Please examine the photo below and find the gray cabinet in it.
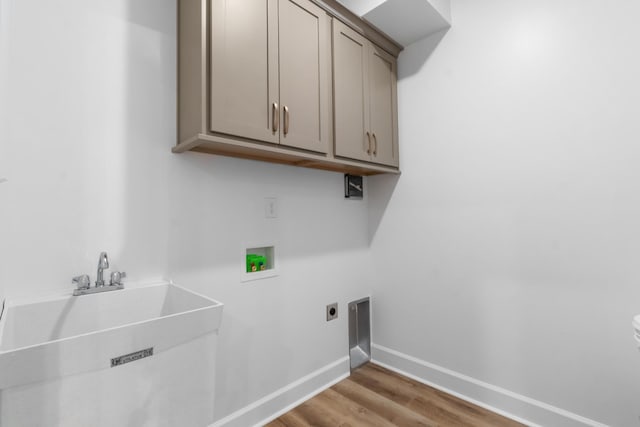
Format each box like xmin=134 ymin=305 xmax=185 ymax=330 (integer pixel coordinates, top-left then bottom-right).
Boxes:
xmin=333 ymin=21 xmax=369 ymax=163
xmin=368 ymin=45 xmax=398 ymax=167
xmin=177 ymin=0 xmax=402 ymax=175
xmin=209 ymin=0 xmax=277 ymax=144
xmin=333 ymin=20 xmax=398 ymax=167
xmin=210 ymin=0 xmax=330 ymax=154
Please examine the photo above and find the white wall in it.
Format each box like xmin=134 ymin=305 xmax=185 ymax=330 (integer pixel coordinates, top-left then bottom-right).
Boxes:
xmin=5 ymin=0 xmax=640 ymax=425
xmin=370 ymin=0 xmax=640 ymax=425
xmin=0 ymin=0 xmax=373 ymax=422
xmin=0 ymin=0 xmax=10 ymax=307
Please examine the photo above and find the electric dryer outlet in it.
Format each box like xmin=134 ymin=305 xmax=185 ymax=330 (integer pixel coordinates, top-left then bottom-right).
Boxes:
xmin=326 ymin=303 xmax=338 ymax=321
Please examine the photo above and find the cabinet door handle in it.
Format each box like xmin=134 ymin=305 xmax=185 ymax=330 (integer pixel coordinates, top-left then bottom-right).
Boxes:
xmin=272 ymin=102 xmax=279 ymax=132
xmin=372 ymin=133 xmax=377 ymax=156
xmin=283 ymin=105 xmax=290 ymax=135
xmin=366 ymin=131 xmax=371 ymax=155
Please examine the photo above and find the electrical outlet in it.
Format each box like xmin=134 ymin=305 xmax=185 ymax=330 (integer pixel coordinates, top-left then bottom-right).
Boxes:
xmin=264 ymin=197 xmax=277 ymax=218
xmin=326 ymin=303 xmax=338 ymax=321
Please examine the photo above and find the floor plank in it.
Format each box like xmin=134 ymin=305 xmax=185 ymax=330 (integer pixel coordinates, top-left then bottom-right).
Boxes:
xmin=290 ymin=398 xmax=350 ymax=427
xmin=266 ymin=363 xmax=524 ymax=427
xmin=318 ymin=388 xmax=396 ymax=427
xmin=355 ymin=365 xmax=487 ymax=426
xmin=333 ymin=379 xmax=436 ymax=427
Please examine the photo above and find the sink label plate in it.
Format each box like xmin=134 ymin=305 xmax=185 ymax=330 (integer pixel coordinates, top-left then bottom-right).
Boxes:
xmin=111 ymin=347 xmax=154 ymax=367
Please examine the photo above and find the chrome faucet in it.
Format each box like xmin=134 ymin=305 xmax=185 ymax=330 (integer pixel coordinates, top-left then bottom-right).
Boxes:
xmin=96 ymin=252 xmax=109 ymax=287
xmin=72 ymin=251 xmax=126 ymax=296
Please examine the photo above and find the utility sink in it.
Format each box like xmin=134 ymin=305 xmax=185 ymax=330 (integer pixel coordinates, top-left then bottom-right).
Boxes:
xmin=0 ymin=281 xmax=222 ymax=353
xmin=0 ymin=281 xmax=224 ymax=426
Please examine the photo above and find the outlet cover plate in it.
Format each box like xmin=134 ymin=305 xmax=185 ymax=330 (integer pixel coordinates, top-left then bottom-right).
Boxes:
xmin=326 ymin=303 xmax=338 ymax=321
xmin=264 ymin=197 xmax=278 ymax=218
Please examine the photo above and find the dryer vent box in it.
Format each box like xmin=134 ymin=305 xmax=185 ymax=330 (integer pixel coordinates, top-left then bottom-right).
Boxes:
xmin=348 ymin=297 xmax=371 ymax=371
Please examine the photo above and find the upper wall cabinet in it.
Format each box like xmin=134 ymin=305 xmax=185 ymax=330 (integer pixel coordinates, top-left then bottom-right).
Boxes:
xmin=210 ymin=0 xmax=330 ymax=153
xmin=333 ymin=20 xmax=398 ymax=167
xmin=176 ymin=0 xmax=403 ymax=175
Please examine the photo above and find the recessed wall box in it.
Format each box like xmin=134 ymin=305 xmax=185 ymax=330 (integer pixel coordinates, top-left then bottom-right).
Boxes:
xmin=345 ymin=174 xmax=363 ymax=199
xmin=348 ymin=297 xmax=371 ymax=370
xmin=242 ymin=244 xmax=278 ymax=282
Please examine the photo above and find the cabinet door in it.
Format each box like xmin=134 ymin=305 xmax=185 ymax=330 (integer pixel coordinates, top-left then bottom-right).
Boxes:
xmin=368 ymin=45 xmax=398 ymax=167
xmin=332 ymin=20 xmax=370 ymax=162
xmin=278 ymin=0 xmax=329 ymax=153
xmin=210 ymin=0 xmax=279 ymax=144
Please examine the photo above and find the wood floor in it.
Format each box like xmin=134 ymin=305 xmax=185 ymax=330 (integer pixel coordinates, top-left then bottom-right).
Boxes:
xmin=266 ymin=363 xmax=524 ymax=427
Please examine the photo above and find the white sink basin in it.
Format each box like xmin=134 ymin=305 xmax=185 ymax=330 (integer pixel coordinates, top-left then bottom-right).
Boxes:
xmin=633 ymin=314 xmax=640 ymax=344
xmin=0 ymin=280 xmax=223 ymax=426
xmin=0 ymin=281 xmax=222 ymax=352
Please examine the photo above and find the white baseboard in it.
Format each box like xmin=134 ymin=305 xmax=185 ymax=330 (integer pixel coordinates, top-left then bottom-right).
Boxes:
xmin=211 ymin=356 xmax=350 ymax=427
xmin=371 ymin=344 xmax=607 ymax=427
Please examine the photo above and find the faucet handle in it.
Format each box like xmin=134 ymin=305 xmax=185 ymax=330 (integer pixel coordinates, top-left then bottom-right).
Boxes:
xmin=72 ymin=275 xmax=91 ymax=290
xmin=110 ymin=271 xmax=126 ymax=286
